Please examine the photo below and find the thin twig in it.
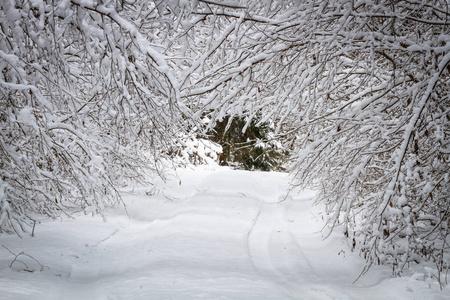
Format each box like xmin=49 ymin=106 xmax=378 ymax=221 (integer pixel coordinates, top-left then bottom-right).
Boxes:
xmin=2 ymin=245 xmax=48 ymax=272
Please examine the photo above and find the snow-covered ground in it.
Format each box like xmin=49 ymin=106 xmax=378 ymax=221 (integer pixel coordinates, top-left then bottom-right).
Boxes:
xmin=0 ymin=167 xmax=448 ymax=299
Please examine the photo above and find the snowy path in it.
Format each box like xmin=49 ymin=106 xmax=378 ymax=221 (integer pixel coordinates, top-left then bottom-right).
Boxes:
xmin=0 ymin=167 xmax=447 ymax=299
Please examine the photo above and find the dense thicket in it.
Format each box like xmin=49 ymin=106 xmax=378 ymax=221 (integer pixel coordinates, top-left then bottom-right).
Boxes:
xmin=0 ymin=0 xmax=192 ymax=235
xmin=1 ymin=0 xmax=449 ymax=284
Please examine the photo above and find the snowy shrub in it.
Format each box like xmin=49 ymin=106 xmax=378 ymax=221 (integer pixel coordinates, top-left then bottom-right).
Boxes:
xmin=170 ymin=136 xmax=222 ymax=166
xmin=281 ymin=1 xmax=450 ymax=283
xmin=0 ymin=0 xmax=193 ymax=235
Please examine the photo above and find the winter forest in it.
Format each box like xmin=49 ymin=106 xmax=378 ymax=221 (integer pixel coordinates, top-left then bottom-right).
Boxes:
xmin=1 ymin=0 xmax=449 ymax=298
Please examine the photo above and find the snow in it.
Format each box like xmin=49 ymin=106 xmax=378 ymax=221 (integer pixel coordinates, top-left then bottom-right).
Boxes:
xmin=0 ymin=167 xmax=448 ymax=299
xmin=16 ymin=107 xmax=37 ymax=129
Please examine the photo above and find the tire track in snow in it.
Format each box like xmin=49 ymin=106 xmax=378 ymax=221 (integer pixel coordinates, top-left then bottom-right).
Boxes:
xmin=247 ymin=199 xmax=314 ymax=298
xmin=247 ymin=201 xmax=294 ymax=298
xmin=247 ymin=197 xmax=349 ymax=299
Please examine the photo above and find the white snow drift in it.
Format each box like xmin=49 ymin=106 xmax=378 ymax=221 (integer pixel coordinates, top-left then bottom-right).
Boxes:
xmin=0 ymin=167 xmax=447 ymax=299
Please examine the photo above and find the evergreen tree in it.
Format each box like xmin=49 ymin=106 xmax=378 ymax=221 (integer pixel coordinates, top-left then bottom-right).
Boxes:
xmin=208 ymin=116 xmax=287 ymax=171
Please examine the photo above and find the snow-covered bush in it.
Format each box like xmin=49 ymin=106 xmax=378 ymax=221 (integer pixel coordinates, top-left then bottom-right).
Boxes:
xmin=170 ymin=136 xmax=222 ymax=166
xmin=0 ymin=0 xmax=192 ymax=235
